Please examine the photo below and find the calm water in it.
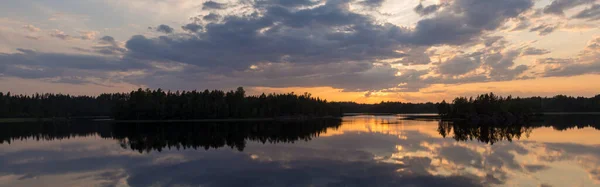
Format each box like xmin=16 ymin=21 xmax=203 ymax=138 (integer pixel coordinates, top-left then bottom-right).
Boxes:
xmin=1 ymin=115 xmax=600 ymax=187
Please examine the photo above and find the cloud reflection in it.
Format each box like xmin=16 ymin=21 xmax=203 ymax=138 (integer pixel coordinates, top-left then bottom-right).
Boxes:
xmin=0 ymin=115 xmax=600 ymax=186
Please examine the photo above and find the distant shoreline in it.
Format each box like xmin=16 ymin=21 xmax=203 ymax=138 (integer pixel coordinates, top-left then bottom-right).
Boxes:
xmin=2 ymin=112 xmax=600 ymax=123
xmin=0 ymin=116 xmax=341 ymax=123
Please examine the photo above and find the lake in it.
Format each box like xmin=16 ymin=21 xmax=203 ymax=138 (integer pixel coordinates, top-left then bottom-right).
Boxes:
xmin=1 ymin=115 xmax=599 ymax=187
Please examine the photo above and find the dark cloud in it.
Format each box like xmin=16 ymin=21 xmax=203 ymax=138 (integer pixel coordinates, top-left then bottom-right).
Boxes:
xmin=413 ymin=3 xmax=442 ymax=16
xmin=572 ymin=4 xmax=600 ymax=20
xmin=543 ymin=0 xmax=595 ymax=15
xmin=436 ymin=55 xmax=482 ymax=76
xmin=73 ymin=36 xmax=127 ymax=56
xmin=181 ymin=23 xmax=203 ymax=33
xmin=4 ymin=0 xmax=543 ymax=91
xmin=483 ymin=36 xmax=505 ymax=47
xmin=529 ymin=24 xmax=558 ymax=36
xmin=202 ymin=1 xmax=228 ymax=10
xmin=0 ymin=50 xmax=146 ymax=82
xmin=408 ymin=0 xmax=534 ymax=45
xmin=203 ymin=13 xmax=221 ymax=22
xmin=394 ymin=46 xmax=432 ymax=65
xmin=358 ymin=0 xmax=385 ymax=8
xmin=485 ymin=50 xmax=529 ymax=81
xmin=125 ymin=0 xmax=407 ymax=72
xmin=536 ymin=58 xmax=574 ymax=64
xmin=521 ymin=47 xmax=551 ymax=56
xmin=543 ymin=62 xmax=600 ymax=77
xmin=254 ymin=0 xmax=323 ymax=8
xmin=99 ymin=36 xmax=117 ymax=46
xmin=510 ymin=16 xmax=531 ymax=31
xmin=93 ymin=46 xmax=128 ymax=55
xmin=155 ymin=24 xmax=174 ymax=34
xmin=524 ymin=164 xmax=550 ymax=172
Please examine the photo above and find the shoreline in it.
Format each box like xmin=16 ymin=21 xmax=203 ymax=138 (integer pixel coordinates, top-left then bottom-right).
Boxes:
xmin=0 ymin=116 xmax=341 ymax=123
xmin=111 ymin=116 xmax=341 ymax=123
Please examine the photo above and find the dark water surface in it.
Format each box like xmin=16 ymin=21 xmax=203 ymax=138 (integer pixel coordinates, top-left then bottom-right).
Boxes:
xmin=1 ymin=115 xmax=600 ymax=187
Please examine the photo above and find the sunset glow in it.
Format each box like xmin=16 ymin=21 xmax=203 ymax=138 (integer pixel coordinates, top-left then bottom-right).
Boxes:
xmin=1 ymin=0 xmax=599 ymax=102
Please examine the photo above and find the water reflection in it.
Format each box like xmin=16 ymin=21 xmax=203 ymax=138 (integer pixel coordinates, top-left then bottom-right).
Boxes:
xmin=1 ymin=115 xmax=600 ymax=187
xmin=438 ymin=114 xmax=600 ymax=145
xmin=0 ymin=119 xmax=341 ymax=152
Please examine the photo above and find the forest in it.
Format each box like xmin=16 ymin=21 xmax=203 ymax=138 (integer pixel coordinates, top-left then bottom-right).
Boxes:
xmin=335 ymin=101 xmax=438 ymax=114
xmin=0 ymin=87 xmax=341 ymax=120
xmin=0 ymin=89 xmax=599 ymax=120
xmin=437 ymin=93 xmax=600 ymax=121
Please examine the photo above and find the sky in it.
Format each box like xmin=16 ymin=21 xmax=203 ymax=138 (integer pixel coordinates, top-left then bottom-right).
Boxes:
xmin=0 ymin=0 xmax=599 ymax=103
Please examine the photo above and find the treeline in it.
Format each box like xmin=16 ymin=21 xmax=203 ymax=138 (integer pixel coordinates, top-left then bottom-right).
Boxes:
xmin=437 ymin=93 xmax=600 ymax=120
xmin=0 ymin=87 xmax=341 ymax=120
xmin=0 ymin=92 xmax=113 ymax=118
xmin=111 ymin=88 xmax=341 ymax=120
xmin=1 ymin=90 xmax=599 ymax=120
xmin=335 ymin=101 xmax=438 ymax=114
xmin=437 ymin=93 xmax=535 ymax=121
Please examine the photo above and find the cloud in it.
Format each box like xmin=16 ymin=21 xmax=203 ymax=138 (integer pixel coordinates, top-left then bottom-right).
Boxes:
xmin=358 ymin=0 xmax=385 ymax=8
xmin=99 ymin=36 xmax=118 ymax=46
xmin=572 ymin=4 xmax=600 ymax=20
xmin=413 ymin=2 xmax=443 ymax=16
xmin=78 ymin=31 xmax=97 ymax=40
xmin=542 ymin=37 xmax=600 ymax=77
xmin=394 ymin=46 xmax=432 ymax=65
xmin=408 ymin=0 xmax=534 ymax=45
xmin=93 ymin=46 xmax=128 ymax=56
xmin=49 ymin=30 xmax=98 ymax=40
xmin=530 ymin=24 xmax=559 ymax=36
xmin=524 ymin=164 xmax=550 ymax=172
xmin=485 ymin=50 xmax=529 ymax=81
xmin=181 ymin=23 xmax=203 ymax=33
xmin=536 ymin=58 xmax=574 ymax=64
xmin=543 ymin=0 xmax=595 ymax=15
xmin=0 ymin=49 xmax=146 ymax=82
xmin=436 ymin=55 xmax=482 ymax=76
xmin=510 ymin=16 xmax=531 ymax=31
xmin=202 ymin=1 xmax=228 ymax=10
xmin=24 ymin=36 xmax=41 ymax=40
xmin=561 ymin=23 xmax=598 ymax=32
xmin=1 ymin=0 xmax=544 ymax=92
xmin=22 ymin=25 xmax=40 ymax=32
xmin=521 ymin=47 xmax=551 ymax=56
xmin=116 ymin=0 xmax=538 ymax=92
xmin=432 ymin=40 xmax=533 ymax=83
xmin=72 ymin=36 xmax=127 ymax=56
xmin=254 ymin=0 xmax=323 ymax=8
xmin=154 ymin=24 xmax=174 ymax=34
xmin=49 ymin=29 xmax=73 ymax=40
xmin=203 ymin=13 xmax=221 ymax=22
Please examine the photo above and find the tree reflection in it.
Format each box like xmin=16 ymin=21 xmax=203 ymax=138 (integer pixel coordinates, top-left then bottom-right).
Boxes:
xmin=0 ymin=119 xmax=341 ymax=153
xmin=438 ymin=120 xmax=533 ymax=145
xmin=438 ymin=114 xmax=600 ymax=144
